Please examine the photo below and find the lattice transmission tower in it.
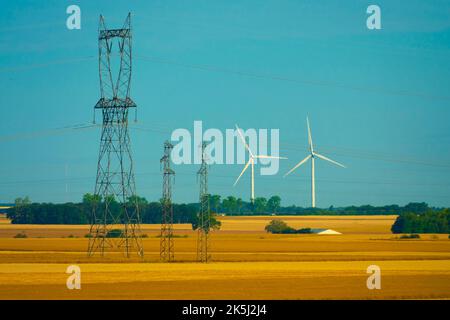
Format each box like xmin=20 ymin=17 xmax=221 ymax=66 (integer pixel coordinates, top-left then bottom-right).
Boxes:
xmin=197 ymin=142 xmax=211 ymax=262
xmin=87 ymin=13 xmax=144 ymax=258
xmin=160 ymin=141 xmax=175 ymax=262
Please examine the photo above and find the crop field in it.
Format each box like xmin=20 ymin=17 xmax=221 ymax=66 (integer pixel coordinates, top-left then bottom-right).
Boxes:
xmin=0 ymin=213 xmax=9 ymax=225
xmin=0 ymin=215 xmax=449 ymax=299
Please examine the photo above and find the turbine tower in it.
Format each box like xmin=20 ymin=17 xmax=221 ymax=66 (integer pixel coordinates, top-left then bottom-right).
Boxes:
xmin=234 ymin=124 xmax=286 ymax=203
xmin=284 ymin=117 xmax=345 ymax=208
xmin=88 ymin=13 xmax=143 ymax=257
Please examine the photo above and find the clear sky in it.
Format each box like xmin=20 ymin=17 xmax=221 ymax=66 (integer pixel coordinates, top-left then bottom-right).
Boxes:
xmin=1 ymin=0 xmax=450 ymax=207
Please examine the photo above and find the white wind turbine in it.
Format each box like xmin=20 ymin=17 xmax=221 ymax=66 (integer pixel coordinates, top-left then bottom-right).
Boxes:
xmin=234 ymin=124 xmax=286 ymax=203
xmin=284 ymin=117 xmax=346 ymax=208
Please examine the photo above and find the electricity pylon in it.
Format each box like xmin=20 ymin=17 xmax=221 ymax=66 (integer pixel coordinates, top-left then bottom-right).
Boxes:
xmin=160 ymin=141 xmax=175 ymax=262
xmin=197 ymin=142 xmax=211 ymax=262
xmin=87 ymin=13 xmax=144 ymax=258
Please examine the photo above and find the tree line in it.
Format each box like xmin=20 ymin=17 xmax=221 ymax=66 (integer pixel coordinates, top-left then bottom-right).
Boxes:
xmin=7 ymin=195 xmax=448 ymax=229
xmin=8 ymin=195 xmax=199 ymax=225
xmin=211 ymin=196 xmax=439 ymax=216
xmin=391 ymin=209 xmax=450 ymax=234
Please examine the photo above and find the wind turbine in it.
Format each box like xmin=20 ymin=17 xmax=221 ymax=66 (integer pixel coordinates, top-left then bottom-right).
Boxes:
xmin=234 ymin=124 xmax=286 ymax=203
xmin=284 ymin=117 xmax=346 ymax=208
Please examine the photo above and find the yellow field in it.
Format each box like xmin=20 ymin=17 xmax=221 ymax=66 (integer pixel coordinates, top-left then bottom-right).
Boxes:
xmin=0 ymin=215 xmax=449 ymax=299
xmin=219 ymin=215 xmax=398 ymax=234
xmin=0 ymin=213 xmax=9 ymax=225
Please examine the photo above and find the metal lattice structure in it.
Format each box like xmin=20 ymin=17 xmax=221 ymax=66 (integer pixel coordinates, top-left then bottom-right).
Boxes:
xmin=160 ymin=141 xmax=175 ymax=262
xmin=87 ymin=13 xmax=143 ymax=258
xmin=197 ymin=142 xmax=211 ymax=262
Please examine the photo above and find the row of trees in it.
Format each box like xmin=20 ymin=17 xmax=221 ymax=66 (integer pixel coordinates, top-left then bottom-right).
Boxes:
xmin=391 ymin=209 xmax=450 ymax=234
xmin=8 ymin=195 xmax=447 ymax=230
xmin=211 ymin=196 xmax=436 ymax=216
xmin=211 ymin=195 xmax=281 ymax=215
xmin=7 ymin=195 xmax=203 ymax=226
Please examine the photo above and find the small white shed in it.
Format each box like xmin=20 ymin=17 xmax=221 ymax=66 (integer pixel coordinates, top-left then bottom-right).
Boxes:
xmin=310 ymin=228 xmax=342 ymax=235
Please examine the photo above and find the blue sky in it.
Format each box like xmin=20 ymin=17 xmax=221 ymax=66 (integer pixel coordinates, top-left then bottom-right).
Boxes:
xmin=1 ymin=0 xmax=450 ymax=207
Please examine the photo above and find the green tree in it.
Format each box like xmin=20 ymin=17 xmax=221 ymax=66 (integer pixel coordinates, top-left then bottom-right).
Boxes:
xmin=210 ymin=194 xmax=221 ymax=213
xmin=9 ymin=196 xmax=32 ymax=224
xmin=391 ymin=214 xmax=406 ymax=233
xmin=191 ymin=212 xmax=222 ymax=232
xmin=236 ymin=198 xmax=243 ymax=215
xmin=82 ymin=193 xmax=101 ymax=206
xmin=127 ymin=195 xmax=148 ymax=207
xmin=403 ymin=202 xmax=429 ymax=214
xmin=82 ymin=193 xmax=101 ymax=223
xmin=267 ymin=196 xmax=281 ymax=214
xmin=209 ymin=212 xmax=222 ymax=230
xmin=102 ymin=195 xmax=121 ymax=222
xmin=392 ymin=209 xmax=449 ymax=234
xmin=222 ymin=196 xmax=237 ymax=214
xmin=15 ymin=196 xmax=31 ymax=207
xmin=254 ymin=197 xmax=267 ymax=213
xmin=264 ymin=219 xmax=295 ymax=234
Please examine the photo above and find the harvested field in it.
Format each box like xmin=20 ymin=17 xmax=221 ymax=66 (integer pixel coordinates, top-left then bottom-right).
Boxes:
xmin=0 ymin=215 xmax=449 ymax=299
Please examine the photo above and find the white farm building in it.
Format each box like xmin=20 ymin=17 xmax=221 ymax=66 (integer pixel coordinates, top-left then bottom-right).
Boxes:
xmin=310 ymin=228 xmax=342 ymax=235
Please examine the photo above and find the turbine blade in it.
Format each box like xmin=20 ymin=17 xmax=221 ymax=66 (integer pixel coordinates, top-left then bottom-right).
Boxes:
xmin=235 ymin=124 xmax=254 ymax=157
xmin=307 ymin=116 xmax=313 ymax=152
xmin=314 ymin=153 xmax=346 ymax=168
xmin=233 ymin=160 xmax=251 ymax=186
xmin=284 ymin=155 xmax=311 ymax=177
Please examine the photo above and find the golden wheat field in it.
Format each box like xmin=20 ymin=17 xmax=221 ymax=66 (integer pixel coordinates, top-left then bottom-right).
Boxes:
xmin=0 ymin=215 xmax=449 ymax=299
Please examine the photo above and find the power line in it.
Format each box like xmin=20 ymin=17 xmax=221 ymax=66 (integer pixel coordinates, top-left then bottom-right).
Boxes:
xmin=127 ymin=121 xmax=450 ymax=169
xmin=134 ymin=54 xmax=450 ymax=101
xmin=0 ymin=123 xmax=99 ymax=142
xmin=5 ymin=13 xmax=450 ymax=59
xmin=0 ymin=123 xmax=99 ymax=143
xmin=282 ymin=143 xmax=450 ymax=169
xmin=4 ymin=180 xmax=449 ymax=201
xmin=2 ymin=52 xmax=449 ymax=102
xmin=1 ymin=120 xmax=449 ymax=172
xmin=0 ymin=56 xmax=96 ymax=73
xmin=1 ymin=169 xmax=449 ymax=189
